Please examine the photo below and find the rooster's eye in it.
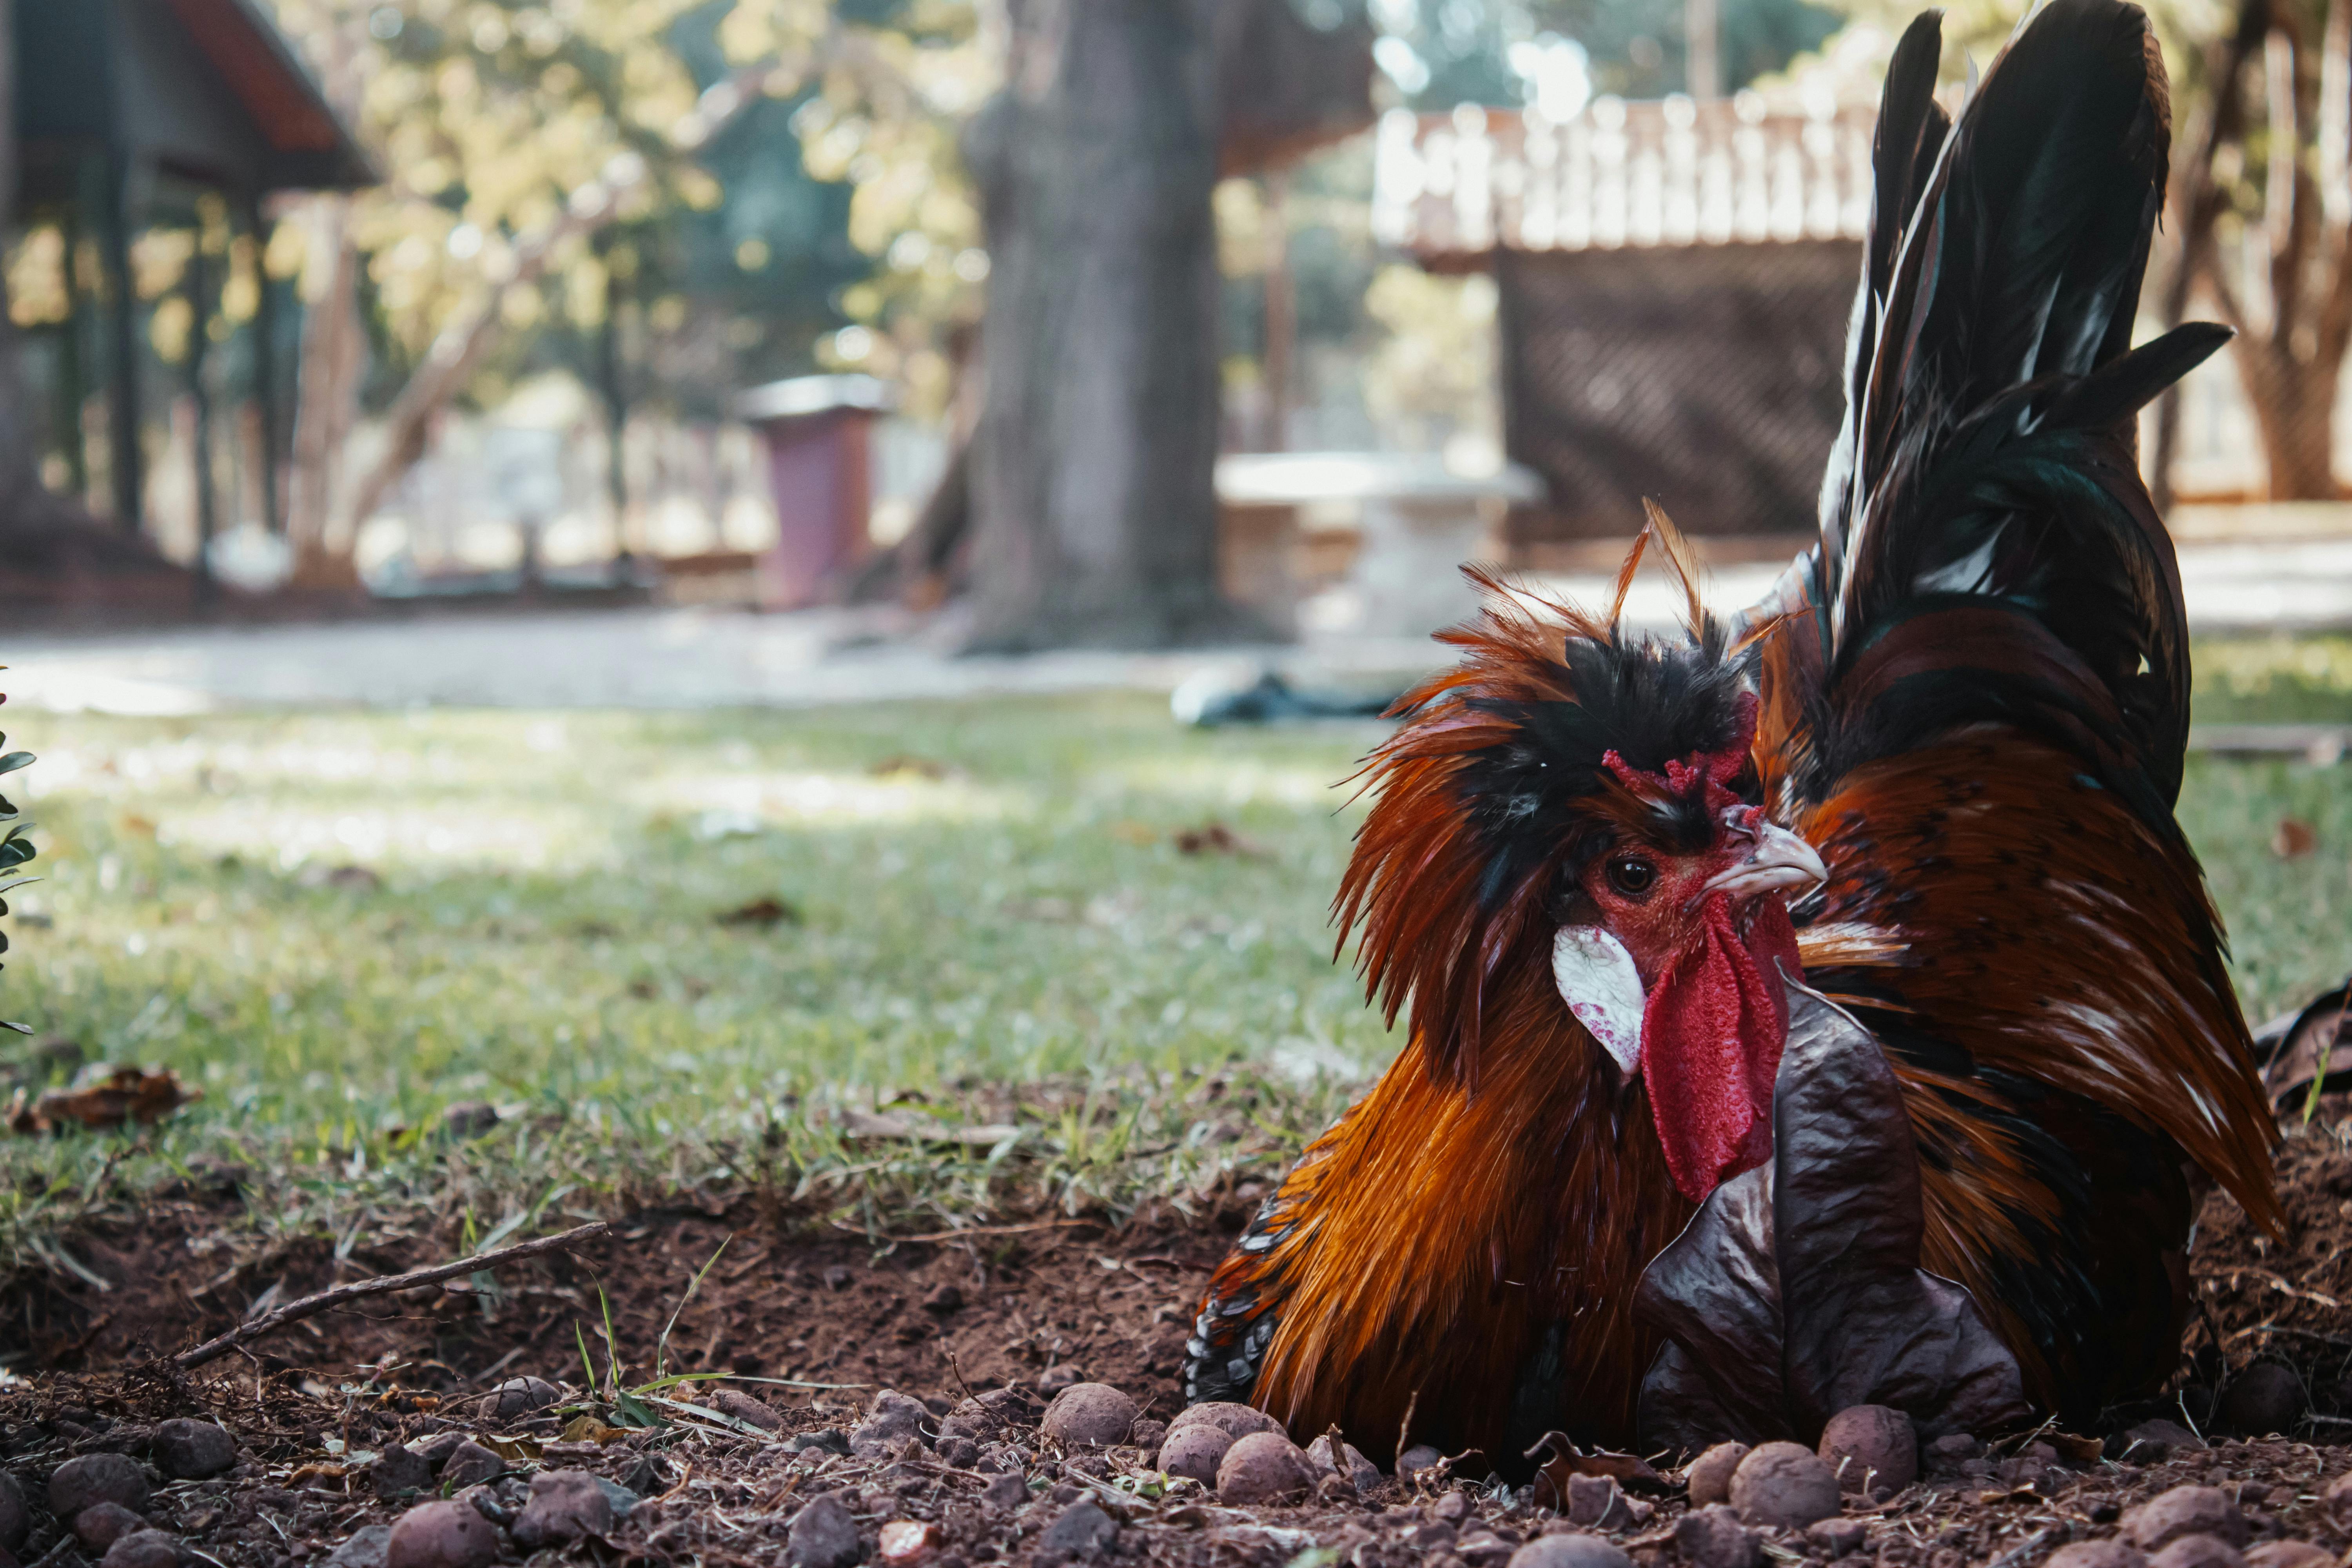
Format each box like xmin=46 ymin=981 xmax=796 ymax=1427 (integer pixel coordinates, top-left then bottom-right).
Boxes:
xmin=1604 ymin=856 xmax=1657 ymax=898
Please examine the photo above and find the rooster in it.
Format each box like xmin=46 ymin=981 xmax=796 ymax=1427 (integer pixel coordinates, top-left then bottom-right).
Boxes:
xmin=1186 ymin=0 xmax=2281 ymax=1463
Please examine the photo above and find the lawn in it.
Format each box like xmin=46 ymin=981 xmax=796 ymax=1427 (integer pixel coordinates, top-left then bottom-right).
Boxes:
xmin=5 ymin=637 xmax=2352 ymax=1275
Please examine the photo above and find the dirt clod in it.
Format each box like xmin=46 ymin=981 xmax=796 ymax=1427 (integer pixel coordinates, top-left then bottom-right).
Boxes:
xmin=1165 ymin=1401 xmax=1281 ymax=1442
xmin=1398 ymin=1443 xmax=1443 ymax=1478
xmin=2125 ymin=1486 xmax=2251 ymax=1552
xmin=325 ymin=1526 xmax=393 ymax=1568
xmin=2245 ymin=1543 xmax=2334 ymax=1568
xmin=369 ymin=1445 xmax=433 ymax=1501
xmin=2120 ymin=1421 xmax=2207 ymax=1462
xmin=440 ymin=1102 xmax=498 ymax=1138
xmin=1684 ymin=1441 xmax=1749 ymax=1507
xmin=982 ymin=1472 xmax=1029 ymax=1511
xmin=1040 ymin=1383 xmax=1136 ymax=1447
xmin=2218 ymin=1365 xmax=2306 ymax=1436
xmin=48 ymin=1452 xmax=149 ymax=1519
xmin=921 ymin=1284 xmax=963 ymax=1314
xmin=1728 ymin=1441 xmax=1840 ymax=1529
xmin=385 ymin=1501 xmax=498 ymax=1568
xmin=0 ymin=1471 xmax=24 ymax=1553
xmin=1305 ymin=1432 xmax=1381 ymax=1492
xmin=2151 ymin=1536 xmax=2251 ymax=1568
xmin=99 ymin=1530 xmax=183 ymax=1568
xmin=1512 ymin=1533 xmax=1633 ymax=1568
xmin=788 ymin=1493 xmax=862 ymax=1568
xmin=1675 ymin=1504 xmax=1763 ymax=1568
xmin=74 ymin=1501 xmax=146 ymax=1551
xmin=436 ymin=1441 xmax=504 ymax=1490
xmin=1818 ymin=1404 xmax=1916 ymax=1495
xmin=1036 ymin=1499 xmax=1117 ymax=1564
xmin=510 ymin=1470 xmax=614 ymax=1549
xmin=150 ymin=1418 xmax=236 ymax=1481
xmin=2048 ymin=1544 xmax=2149 ymax=1568
xmin=1156 ymin=1424 xmax=1230 ymax=1485
xmin=1216 ymin=1431 xmax=1316 ymax=1504
xmin=488 ymin=1377 xmax=561 ymax=1421
xmin=853 ymin=1390 xmax=931 ymax=1455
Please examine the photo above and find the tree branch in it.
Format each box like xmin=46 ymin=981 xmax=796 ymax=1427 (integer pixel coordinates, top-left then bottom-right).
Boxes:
xmin=173 ymin=1221 xmax=610 ymax=1370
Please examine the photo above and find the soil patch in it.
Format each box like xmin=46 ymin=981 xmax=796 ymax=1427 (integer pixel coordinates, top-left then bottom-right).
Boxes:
xmin=6 ymin=1120 xmax=2352 ymax=1567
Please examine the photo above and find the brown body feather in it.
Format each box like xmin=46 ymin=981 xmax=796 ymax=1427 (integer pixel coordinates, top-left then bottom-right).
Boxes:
xmin=1188 ymin=0 xmax=2279 ymax=1455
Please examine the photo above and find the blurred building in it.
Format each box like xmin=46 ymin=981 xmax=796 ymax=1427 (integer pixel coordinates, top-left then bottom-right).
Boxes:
xmin=1374 ymin=94 xmax=1873 ymax=561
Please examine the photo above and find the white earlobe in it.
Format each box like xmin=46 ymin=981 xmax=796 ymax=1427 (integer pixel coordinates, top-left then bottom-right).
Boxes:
xmin=1552 ymin=925 xmax=1646 ymax=1074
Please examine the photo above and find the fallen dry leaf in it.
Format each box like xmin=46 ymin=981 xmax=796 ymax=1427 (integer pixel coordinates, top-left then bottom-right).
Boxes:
xmin=559 ymin=1415 xmax=630 ymax=1445
xmin=1174 ymin=821 xmax=1269 ymax=859
xmin=2274 ymin=817 xmax=2319 ymax=859
xmin=7 ymin=1066 xmax=200 ymax=1135
xmin=717 ymin=895 xmax=802 ymax=928
xmin=1525 ymin=1431 xmax=1666 ymax=1511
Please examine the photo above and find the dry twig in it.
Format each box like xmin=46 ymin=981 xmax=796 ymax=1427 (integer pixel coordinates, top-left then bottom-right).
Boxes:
xmin=173 ymin=1222 xmax=610 ymax=1370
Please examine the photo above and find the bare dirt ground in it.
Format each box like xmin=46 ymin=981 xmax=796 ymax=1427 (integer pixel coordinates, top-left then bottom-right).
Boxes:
xmin=8 ymin=1118 xmax=2352 ymax=1568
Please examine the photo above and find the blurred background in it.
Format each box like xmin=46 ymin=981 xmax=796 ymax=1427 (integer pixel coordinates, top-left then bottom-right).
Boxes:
xmin=0 ymin=0 xmax=2336 ymax=673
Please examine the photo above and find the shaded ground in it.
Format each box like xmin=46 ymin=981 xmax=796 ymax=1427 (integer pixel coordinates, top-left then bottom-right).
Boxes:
xmin=5 ymin=1118 xmax=2352 ymax=1567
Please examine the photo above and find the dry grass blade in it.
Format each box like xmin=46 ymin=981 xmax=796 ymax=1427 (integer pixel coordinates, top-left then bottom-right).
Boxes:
xmin=171 ymin=1220 xmax=611 ymax=1369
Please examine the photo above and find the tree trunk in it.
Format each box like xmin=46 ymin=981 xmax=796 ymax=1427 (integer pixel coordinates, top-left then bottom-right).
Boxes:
xmin=2239 ymin=342 xmax=2345 ymax=497
xmin=962 ymin=0 xmax=1242 ymax=651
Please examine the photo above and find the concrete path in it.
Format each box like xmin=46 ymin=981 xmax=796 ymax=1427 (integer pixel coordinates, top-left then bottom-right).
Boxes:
xmin=3 ymin=538 xmax=2345 ymax=714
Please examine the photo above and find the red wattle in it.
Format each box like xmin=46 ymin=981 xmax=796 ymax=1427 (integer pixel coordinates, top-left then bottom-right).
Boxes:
xmin=1640 ymin=892 xmax=1800 ymax=1203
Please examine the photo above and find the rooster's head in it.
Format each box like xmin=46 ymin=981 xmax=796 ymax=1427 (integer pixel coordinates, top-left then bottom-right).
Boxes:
xmin=1337 ymin=517 xmax=1825 ymax=1203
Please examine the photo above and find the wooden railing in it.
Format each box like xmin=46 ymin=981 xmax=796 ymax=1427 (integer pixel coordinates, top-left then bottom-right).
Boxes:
xmin=1372 ymin=96 xmax=1880 ymax=259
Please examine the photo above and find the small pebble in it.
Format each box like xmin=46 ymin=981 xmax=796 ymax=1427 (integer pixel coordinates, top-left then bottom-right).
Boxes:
xmin=1041 ymin=1384 xmax=1138 ymax=1448
xmin=937 ymin=1436 xmax=979 ymax=1468
xmin=1037 ymin=1499 xmax=1118 ymax=1563
xmin=1167 ymin=1402 xmax=1284 ymax=1441
xmin=1685 ymin=1442 xmax=1750 ymax=1508
xmin=879 ymin=1520 xmax=943 ymax=1563
xmin=1435 ymin=1491 xmax=1473 ymax=1524
xmin=982 ymin=1472 xmax=1029 ymax=1511
xmin=74 ymin=1503 xmax=146 ymax=1552
xmin=436 ymin=1441 xmax=504 ymax=1491
xmin=2125 ymin=1486 xmax=2250 ymax=1552
xmin=1676 ymin=1504 xmax=1762 ymax=1568
xmin=1818 ymin=1406 xmax=1916 ymax=1495
xmin=796 ymin=1429 xmax=853 ymax=1456
xmin=150 ymin=1419 xmax=237 ymax=1481
xmin=707 ymin=1390 xmax=783 ymax=1431
xmin=1218 ymin=1431 xmax=1318 ymax=1504
xmin=385 ymin=1501 xmax=498 ymax=1568
xmin=1510 ymin=1535 xmax=1634 ymax=1568
xmin=1158 ymin=1425 xmax=1234 ymax=1486
xmin=2047 ymin=1545 xmax=2148 ymax=1568
xmin=1565 ymin=1474 xmax=1641 ymax=1530
xmin=99 ymin=1532 xmax=183 ymax=1568
xmin=921 ymin=1283 xmax=964 ymax=1314
xmin=510 ymin=1471 xmax=614 ymax=1550
xmin=2218 ymin=1367 xmax=2305 ymax=1437
xmin=2117 ymin=1421 xmax=2207 ymax=1463
xmin=1729 ymin=1441 xmax=1841 ymax=1530
xmin=489 ymin=1378 xmax=561 ymax=1421
xmin=50 ymin=1454 xmax=150 ymax=1520
xmin=325 ymin=1526 xmax=392 ymax=1568
xmin=787 ymin=1493 xmax=862 ymax=1568
xmin=2151 ymin=1538 xmax=2249 ymax=1568
xmin=1316 ymin=1472 xmax=1358 ymax=1504
xmin=1398 ymin=1443 xmax=1445 ymax=1478
xmin=1457 ymin=1530 xmax=1514 ymax=1567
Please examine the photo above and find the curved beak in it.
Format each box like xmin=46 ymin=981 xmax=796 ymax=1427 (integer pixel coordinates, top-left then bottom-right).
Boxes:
xmin=1700 ymin=821 xmax=1827 ymax=903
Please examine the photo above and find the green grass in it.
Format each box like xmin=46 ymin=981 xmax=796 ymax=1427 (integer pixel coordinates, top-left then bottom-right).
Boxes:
xmin=4 ymin=638 xmax=2352 ymax=1276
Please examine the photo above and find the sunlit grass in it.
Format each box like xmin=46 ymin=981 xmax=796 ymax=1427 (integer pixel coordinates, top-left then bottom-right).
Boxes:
xmin=3 ymin=652 xmax=2352 ymax=1274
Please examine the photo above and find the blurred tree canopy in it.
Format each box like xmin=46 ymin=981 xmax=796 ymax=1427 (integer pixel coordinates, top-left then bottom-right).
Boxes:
xmin=1364 ymin=0 xmax=1842 ymax=105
